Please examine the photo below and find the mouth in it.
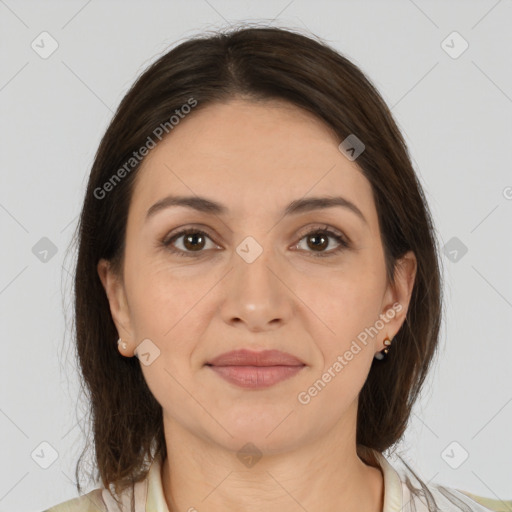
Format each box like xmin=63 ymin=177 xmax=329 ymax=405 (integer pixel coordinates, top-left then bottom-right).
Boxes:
xmin=205 ymin=349 xmax=306 ymax=389
xmin=206 ymin=364 xmax=305 ymax=389
xmin=206 ymin=348 xmax=305 ymax=367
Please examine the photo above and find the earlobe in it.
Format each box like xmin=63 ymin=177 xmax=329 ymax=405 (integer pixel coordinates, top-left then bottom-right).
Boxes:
xmin=97 ymin=258 xmax=135 ymax=356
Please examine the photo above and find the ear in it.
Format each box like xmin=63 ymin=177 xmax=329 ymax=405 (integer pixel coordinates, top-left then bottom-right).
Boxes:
xmin=377 ymin=250 xmax=417 ymax=352
xmin=97 ymin=258 xmax=135 ymax=357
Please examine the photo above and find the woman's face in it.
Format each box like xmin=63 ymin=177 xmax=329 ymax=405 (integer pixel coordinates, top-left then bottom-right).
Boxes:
xmin=98 ymin=98 xmax=416 ymax=454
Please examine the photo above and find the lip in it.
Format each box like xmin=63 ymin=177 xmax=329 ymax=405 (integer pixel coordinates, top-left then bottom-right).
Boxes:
xmin=206 ymin=349 xmax=305 ymax=367
xmin=205 ymin=349 xmax=306 ymax=389
xmin=208 ymin=365 xmax=305 ymax=389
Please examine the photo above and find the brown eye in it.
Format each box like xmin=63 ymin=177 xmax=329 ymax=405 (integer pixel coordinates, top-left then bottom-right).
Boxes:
xmin=306 ymin=232 xmax=329 ymax=252
xmin=295 ymin=226 xmax=350 ymax=258
xmin=162 ymin=228 xmax=217 ymax=257
xmin=161 ymin=225 xmax=350 ymax=259
xmin=181 ymin=231 xmax=206 ymax=251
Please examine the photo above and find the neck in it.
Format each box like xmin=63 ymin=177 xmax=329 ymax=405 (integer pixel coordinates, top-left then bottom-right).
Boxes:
xmin=160 ymin=410 xmax=384 ymax=512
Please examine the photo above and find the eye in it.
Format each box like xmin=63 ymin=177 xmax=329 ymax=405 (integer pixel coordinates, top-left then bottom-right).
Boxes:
xmin=161 ymin=228 xmax=218 ymax=257
xmin=293 ymin=225 xmax=350 ymax=258
xmin=160 ymin=224 xmax=350 ymax=258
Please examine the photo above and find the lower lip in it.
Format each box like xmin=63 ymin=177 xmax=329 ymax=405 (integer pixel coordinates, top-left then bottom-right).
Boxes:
xmin=207 ymin=365 xmax=305 ymax=389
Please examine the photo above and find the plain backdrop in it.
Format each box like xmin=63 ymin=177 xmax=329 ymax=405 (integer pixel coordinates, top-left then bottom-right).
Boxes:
xmin=1 ymin=1 xmax=511 ymax=510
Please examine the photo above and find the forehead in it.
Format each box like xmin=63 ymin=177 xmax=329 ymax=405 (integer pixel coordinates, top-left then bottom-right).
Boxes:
xmin=129 ymin=99 xmax=377 ymax=228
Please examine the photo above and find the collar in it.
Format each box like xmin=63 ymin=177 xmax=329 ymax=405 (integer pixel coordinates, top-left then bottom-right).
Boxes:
xmin=373 ymin=450 xmax=404 ymax=512
xmin=145 ymin=453 xmax=169 ymax=512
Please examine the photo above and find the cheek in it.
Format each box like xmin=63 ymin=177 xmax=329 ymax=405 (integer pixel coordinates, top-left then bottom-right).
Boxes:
xmin=300 ymin=263 xmax=385 ymax=332
xmin=301 ymin=276 xmax=380 ymax=406
xmin=124 ymin=250 xmax=205 ymax=343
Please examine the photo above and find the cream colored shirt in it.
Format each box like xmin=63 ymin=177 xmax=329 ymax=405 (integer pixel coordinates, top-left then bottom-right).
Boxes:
xmin=44 ymin=451 xmax=507 ymax=511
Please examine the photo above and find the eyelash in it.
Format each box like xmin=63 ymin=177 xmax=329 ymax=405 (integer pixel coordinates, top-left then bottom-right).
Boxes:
xmin=160 ymin=224 xmax=350 ymax=259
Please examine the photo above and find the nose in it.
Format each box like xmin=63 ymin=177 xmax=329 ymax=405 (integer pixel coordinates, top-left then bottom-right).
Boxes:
xmin=219 ymin=243 xmax=293 ymax=332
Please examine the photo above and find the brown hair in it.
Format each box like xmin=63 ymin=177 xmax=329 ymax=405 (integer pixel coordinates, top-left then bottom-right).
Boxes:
xmin=68 ymin=23 xmax=442 ymax=506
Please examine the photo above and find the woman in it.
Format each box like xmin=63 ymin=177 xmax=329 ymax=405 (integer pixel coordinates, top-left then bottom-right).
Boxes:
xmin=44 ymin=26 xmax=507 ymax=512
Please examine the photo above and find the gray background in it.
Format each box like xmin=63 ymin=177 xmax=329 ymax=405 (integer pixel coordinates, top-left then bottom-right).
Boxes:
xmin=1 ymin=1 xmax=511 ymax=510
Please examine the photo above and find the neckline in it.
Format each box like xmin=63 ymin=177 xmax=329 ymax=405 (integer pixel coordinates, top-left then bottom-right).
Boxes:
xmin=144 ymin=450 xmax=404 ymax=512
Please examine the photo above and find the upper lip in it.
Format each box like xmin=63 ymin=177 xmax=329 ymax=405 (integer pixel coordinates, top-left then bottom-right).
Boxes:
xmin=206 ymin=349 xmax=305 ymax=367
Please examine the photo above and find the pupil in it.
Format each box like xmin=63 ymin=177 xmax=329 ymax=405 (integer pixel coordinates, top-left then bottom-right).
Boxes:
xmin=309 ymin=233 xmax=327 ymax=251
xmin=185 ymin=233 xmax=204 ymax=251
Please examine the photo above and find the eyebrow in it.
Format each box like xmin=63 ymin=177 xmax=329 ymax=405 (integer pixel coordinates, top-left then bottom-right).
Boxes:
xmin=145 ymin=194 xmax=367 ymax=225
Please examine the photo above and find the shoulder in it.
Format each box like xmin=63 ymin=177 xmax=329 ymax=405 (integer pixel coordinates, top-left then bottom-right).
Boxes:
xmin=376 ymin=451 xmax=510 ymax=512
xmin=424 ymin=484 xmax=509 ymax=512
xmin=43 ymin=455 xmax=159 ymax=512
xmin=43 ymin=488 xmax=107 ymax=512
xmin=454 ymin=490 xmax=512 ymax=512
xmin=43 ymin=469 xmax=151 ymax=512
xmin=399 ymin=464 xmax=511 ymax=511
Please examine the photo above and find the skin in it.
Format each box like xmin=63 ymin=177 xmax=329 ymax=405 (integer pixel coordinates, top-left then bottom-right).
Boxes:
xmin=98 ymin=98 xmax=417 ymax=512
